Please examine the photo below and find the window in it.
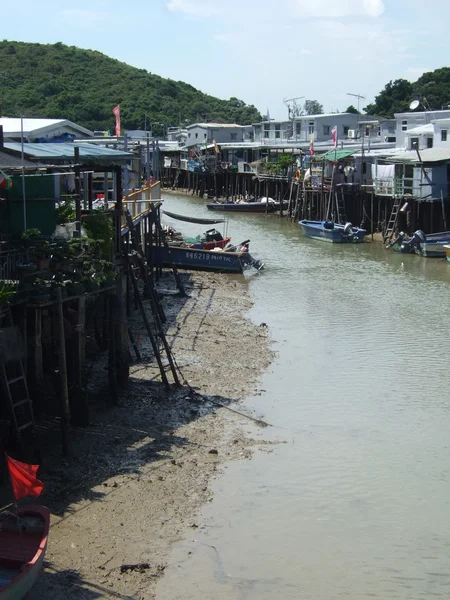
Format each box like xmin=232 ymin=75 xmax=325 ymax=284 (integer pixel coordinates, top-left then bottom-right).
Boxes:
xmin=323 ymin=125 xmax=330 ymax=136
xmin=195 ymin=133 xmax=198 ymax=139
xmin=296 ymin=122 xmax=301 ymax=135
xmin=308 ymin=122 xmax=314 ymax=134
xmin=402 ymin=120 xmax=408 ymax=131
xmin=442 ymin=129 xmax=448 ymax=142
xmin=188 ymin=133 xmax=191 ymax=138
xmin=343 ymin=126 xmax=350 ymax=136
xmin=275 ymin=124 xmax=281 ymax=139
xmin=410 ymin=137 xmax=419 ymax=149
xmin=264 ymin=124 xmax=270 ymax=138
xmin=204 ymin=133 xmax=207 ymax=138
xmin=427 ymin=137 xmax=433 ymax=148
xmin=378 ymin=126 xmax=381 ymax=137
xmin=365 ymin=127 xmax=370 ymax=137
xmin=230 ymin=133 xmax=237 ymax=141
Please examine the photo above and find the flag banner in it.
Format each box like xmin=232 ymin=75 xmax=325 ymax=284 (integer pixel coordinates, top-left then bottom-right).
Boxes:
xmin=309 ymin=133 xmax=315 ymax=156
xmin=112 ymin=105 xmax=121 ymax=137
xmin=0 ymin=169 xmax=12 ymax=189
xmin=331 ymin=126 xmax=338 ymax=147
xmin=6 ymin=455 xmax=44 ymax=501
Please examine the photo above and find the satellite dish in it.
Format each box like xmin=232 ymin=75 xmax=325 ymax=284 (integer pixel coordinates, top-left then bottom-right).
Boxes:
xmin=409 ymin=99 xmax=420 ymax=110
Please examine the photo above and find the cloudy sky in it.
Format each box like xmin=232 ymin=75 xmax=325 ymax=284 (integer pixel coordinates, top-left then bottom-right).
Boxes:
xmin=4 ymin=0 xmax=449 ymax=119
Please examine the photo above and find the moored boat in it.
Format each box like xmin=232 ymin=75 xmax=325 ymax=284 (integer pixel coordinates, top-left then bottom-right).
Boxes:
xmin=444 ymin=244 xmax=450 ymax=261
xmin=299 ymin=220 xmax=366 ymax=243
xmin=390 ymin=230 xmax=450 ymax=257
xmin=154 ymin=244 xmax=263 ymax=273
xmin=0 ymin=505 xmax=50 ymax=599
xmin=206 ymin=198 xmax=288 ymax=213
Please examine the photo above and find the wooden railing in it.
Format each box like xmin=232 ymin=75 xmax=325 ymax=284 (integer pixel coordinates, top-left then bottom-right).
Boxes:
xmin=121 ymin=181 xmax=161 ymax=223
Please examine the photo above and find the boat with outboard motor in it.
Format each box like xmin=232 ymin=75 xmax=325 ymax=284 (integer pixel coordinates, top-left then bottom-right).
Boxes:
xmin=388 ymin=230 xmax=450 ymax=257
xmin=299 ymin=220 xmax=367 ymax=243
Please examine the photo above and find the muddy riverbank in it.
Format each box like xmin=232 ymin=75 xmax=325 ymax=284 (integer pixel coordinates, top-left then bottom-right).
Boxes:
xmin=31 ymin=271 xmax=273 ymax=599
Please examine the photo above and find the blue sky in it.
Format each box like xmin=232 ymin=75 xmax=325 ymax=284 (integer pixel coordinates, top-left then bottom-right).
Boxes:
xmin=4 ymin=0 xmax=450 ymax=120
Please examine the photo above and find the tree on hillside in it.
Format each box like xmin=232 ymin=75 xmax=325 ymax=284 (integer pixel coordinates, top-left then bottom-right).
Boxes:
xmin=0 ymin=41 xmax=262 ymax=131
xmin=303 ymin=99 xmax=323 ymax=115
xmin=363 ymin=79 xmax=413 ymax=117
xmin=412 ymin=68 xmax=450 ymax=111
xmin=345 ymin=105 xmax=360 ymax=114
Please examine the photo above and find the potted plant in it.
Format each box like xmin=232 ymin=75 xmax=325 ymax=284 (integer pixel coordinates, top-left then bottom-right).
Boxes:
xmin=33 ymin=240 xmax=51 ymax=270
xmin=30 ymin=278 xmax=51 ymax=303
xmin=0 ymin=282 xmax=15 ymax=314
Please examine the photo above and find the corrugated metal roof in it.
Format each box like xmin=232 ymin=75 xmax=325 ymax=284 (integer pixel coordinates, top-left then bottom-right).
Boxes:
xmin=0 ymin=150 xmax=37 ymax=169
xmin=313 ymin=148 xmax=357 ymax=161
xmin=3 ymin=142 xmax=132 ymax=165
xmin=388 ymin=148 xmax=450 ymax=163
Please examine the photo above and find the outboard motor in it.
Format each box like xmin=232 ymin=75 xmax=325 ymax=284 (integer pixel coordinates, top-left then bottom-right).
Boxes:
xmin=387 ymin=231 xmax=405 ymax=249
xmin=412 ymin=230 xmax=426 ymax=245
xmin=343 ymin=222 xmax=353 ymax=235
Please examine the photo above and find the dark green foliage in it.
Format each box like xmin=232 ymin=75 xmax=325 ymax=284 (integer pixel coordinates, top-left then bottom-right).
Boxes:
xmin=55 ymin=199 xmax=76 ymax=224
xmin=364 ymin=69 xmax=450 ymax=117
xmin=82 ymin=209 xmax=114 ymax=260
xmin=345 ymin=105 xmax=360 ymax=114
xmin=0 ymin=41 xmax=262 ymax=131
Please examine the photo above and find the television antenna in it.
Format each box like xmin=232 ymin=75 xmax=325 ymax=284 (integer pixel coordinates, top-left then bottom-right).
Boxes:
xmin=347 ymin=92 xmax=365 ymax=113
xmin=283 ymin=96 xmax=305 ymax=120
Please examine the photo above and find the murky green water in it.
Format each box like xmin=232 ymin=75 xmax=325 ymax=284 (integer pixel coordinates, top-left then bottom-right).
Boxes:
xmin=157 ymin=193 xmax=450 ymax=600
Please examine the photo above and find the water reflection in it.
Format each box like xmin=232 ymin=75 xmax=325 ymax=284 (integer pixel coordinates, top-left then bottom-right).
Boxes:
xmin=157 ymin=193 xmax=450 ymax=600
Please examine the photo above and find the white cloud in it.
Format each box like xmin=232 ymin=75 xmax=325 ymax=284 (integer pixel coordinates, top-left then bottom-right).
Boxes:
xmin=294 ymin=0 xmax=384 ymax=18
xmin=166 ymin=0 xmax=222 ymax=18
xmin=405 ymin=67 xmax=431 ymax=81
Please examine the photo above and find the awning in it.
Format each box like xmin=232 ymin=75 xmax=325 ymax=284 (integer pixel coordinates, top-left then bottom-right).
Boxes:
xmin=312 ymin=149 xmax=357 ymax=162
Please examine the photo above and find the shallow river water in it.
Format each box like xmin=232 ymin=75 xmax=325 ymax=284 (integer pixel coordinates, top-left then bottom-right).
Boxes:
xmin=156 ymin=193 xmax=450 ymax=600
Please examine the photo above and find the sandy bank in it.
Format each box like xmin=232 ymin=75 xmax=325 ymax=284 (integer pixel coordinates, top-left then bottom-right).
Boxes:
xmin=31 ymin=271 xmax=274 ymax=599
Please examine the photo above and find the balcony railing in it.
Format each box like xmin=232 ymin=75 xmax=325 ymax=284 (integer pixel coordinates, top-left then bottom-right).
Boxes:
xmin=121 ymin=182 xmax=161 ymax=224
xmin=373 ymin=177 xmax=415 ymax=196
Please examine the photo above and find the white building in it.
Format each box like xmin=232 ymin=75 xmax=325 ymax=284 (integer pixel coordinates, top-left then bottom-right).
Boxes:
xmin=394 ymin=109 xmax=450 ymax=148
xmin=185 ymin=123 xmax=246 ymax=148
xmin=0 ymin=117 xmax=93 ymax=142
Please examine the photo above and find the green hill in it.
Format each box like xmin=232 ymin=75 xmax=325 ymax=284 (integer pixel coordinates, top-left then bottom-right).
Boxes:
xmin=364 ymin=68 xmax=450 ymax=117
xmin=0 ymin=40 xmax=262 ymax=134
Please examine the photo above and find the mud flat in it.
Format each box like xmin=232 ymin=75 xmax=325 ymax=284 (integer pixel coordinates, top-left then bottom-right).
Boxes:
xmin=32 ymin=271 xmax=274 ymax=599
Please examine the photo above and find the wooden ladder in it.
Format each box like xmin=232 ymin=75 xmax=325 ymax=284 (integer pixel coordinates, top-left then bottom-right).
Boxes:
xmin=0 ymin=307 xmax=37 ymax=446
xmin=124 ymin=212 xmax=180 ymax=388
xmin=335 ymin=187 xmax=347 ymax=224
xmin=383 ymin=197 xmax=402 ymax=244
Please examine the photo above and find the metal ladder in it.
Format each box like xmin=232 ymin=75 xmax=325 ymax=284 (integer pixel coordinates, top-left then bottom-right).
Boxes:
xmin=124 ymin=212 xmax=180 ymax=388
xmin=383 ymin=197 xmax=402 ymax=244
xmin=0 ymin=307 xmax=37 ymax=445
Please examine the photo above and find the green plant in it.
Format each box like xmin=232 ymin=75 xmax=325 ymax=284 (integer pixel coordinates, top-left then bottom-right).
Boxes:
xmin=277 ymin=154 xmax=294 ymax=171
xmin=56 ymin=199 xmax=76 ymax=224
xmin=82 ymin=209 xmax=114 ymax=260
xmin=20 ymin=228 xmax=41 ymax=248
xmin=0 ymin=282 xmax=15 ymax=306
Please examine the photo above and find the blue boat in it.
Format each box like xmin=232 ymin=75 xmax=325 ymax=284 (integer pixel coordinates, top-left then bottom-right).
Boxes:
xmin=155 ymin=245 xmax=263 ymax=273
xmin=299 ymin=220 xmax=367 ymax=243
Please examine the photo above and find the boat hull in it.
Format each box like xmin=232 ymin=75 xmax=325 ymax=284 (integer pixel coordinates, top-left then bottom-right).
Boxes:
xmin=417 ymin=242 xmax=449 ymax=257
xmin=0 ymin=506 xmax=50 ymax=600
xmin=155 ymin=245 xmax=246 ymax=273
xmin=299 ymin=220 xmax=366 ymax=243
xmin=206 ymin=202 xmax=277 ymax=213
